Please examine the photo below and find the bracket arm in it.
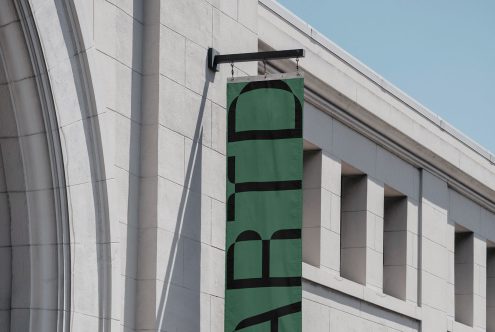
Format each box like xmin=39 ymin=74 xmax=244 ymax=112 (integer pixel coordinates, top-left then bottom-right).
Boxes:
xmin=208 ymin=48 xmax=305 ymax=72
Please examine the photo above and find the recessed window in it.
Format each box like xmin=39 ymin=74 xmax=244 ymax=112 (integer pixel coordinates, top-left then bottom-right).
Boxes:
xmin=455 ymin=227 xmax=474 ymax=326
xmin=340 ymin=162 xmax=367 ymax=285
xmin=383 ymin=185 xmax=407 ymax=300
xmin=487 ymin=244 xmax=495 ymax=331
xmin=302 ymin=143 xmax=321 ymax=267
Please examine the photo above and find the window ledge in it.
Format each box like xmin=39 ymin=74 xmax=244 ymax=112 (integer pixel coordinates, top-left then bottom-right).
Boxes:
xmin=450 ymin=320 xmax=476 ymax=332
xmin=303 ymin=263 xmax=422 ymax=321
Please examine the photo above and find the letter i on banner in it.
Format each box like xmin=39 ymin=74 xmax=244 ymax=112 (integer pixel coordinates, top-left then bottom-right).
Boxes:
xmin=225 ymin=73 xmax=304 ymax=332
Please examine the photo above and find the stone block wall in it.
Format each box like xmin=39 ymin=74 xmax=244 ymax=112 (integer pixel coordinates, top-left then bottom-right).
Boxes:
xmin=2 ymin=0 xmax=495 ymax=331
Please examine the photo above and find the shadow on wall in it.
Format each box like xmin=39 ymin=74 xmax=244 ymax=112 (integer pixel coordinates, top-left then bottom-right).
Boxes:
xmin=53 ymin=0 xmax=112 ymax=330
xmin=123 ymin=0 xmax=214 ymax=328
xmin=155 ymin=76 xmax=212 ymax=331
xmin=123 ymin=0 xmax=143 ymax=329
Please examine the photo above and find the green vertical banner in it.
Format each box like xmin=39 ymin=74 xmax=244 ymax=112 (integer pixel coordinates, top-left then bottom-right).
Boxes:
xmin=225 ymin=74 xmax=304 ymax=332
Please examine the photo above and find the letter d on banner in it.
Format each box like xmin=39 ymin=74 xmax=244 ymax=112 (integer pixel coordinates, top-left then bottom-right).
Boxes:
xmin=225 ymin=73 xmax=304 ymax=332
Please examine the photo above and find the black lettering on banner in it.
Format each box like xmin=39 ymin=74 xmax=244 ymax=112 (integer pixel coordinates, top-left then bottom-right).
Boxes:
xmin=227 ymin=80 xmax=302 ymax=221
xmin=227 ymin=172 xmax=302 ymax=221
xmin=227 ymin=80 xmax=303 ymax=223
xmin=226 ymin=229 xmax=301 ymax=289
xmin=227 ymin=80 xmax=302 ymax=143
xmin=227 ymin=156 xmax=236 ymax=221
xmin=226 ymin=78 xmax=303 ymax=331
xmin=235 ymin=302 xmax=302 ymax=332
xmin=228 ymin=80 xmax=302 ymax=143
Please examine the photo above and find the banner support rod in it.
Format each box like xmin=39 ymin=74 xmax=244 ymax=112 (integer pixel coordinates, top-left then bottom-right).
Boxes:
xmin=208 ymin=48 xmax=305 ymax=72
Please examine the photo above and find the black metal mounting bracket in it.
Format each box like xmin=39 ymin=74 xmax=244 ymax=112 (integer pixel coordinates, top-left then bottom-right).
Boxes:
xmin=207 ymin=48 xmax=305 ymax=72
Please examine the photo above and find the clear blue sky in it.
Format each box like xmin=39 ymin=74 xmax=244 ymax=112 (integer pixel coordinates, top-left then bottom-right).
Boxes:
xmin=277 ymin=0 xmax=495 ymax=153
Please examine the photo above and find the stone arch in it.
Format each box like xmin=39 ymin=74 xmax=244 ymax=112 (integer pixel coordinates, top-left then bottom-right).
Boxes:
xmin=0 ymin=0 xmax=71 ymax=330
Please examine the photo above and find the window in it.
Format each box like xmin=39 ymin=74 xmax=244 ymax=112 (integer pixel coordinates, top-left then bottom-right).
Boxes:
xmin=340 ymin=162 xmax=367 ymax=285
xmin=487 ymin=245 xmax=495 ymax=331
xmin=302 ymin=144 xmax=321 ymax=267
xmin=383 ymin=185 xmax=407 ymax=300
xmin=455 ymin=227 xmax=474 ymax=326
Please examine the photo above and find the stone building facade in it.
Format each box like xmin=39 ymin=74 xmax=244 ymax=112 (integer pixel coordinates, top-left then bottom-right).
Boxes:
xmin=0 ymin=0 xmax=494 ymax=331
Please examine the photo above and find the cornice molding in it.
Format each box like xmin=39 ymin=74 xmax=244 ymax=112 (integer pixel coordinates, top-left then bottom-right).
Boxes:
xmin=260 ymin=59 xmax=495 ymax=215
xmin=259 ymin=0 xmax=495 ymax=165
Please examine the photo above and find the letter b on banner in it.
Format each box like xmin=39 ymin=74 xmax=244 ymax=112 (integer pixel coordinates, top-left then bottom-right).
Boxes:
xmin=225 ymin=75 xmax=304 ymax=332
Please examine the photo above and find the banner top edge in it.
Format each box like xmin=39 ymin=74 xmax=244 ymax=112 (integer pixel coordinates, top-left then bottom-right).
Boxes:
xmin=228 ymin=72 xmax=304 ymax=83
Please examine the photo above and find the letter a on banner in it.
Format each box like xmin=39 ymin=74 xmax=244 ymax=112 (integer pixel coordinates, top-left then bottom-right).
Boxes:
xmin=225 ymin=73 xmax=304 ymax=332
